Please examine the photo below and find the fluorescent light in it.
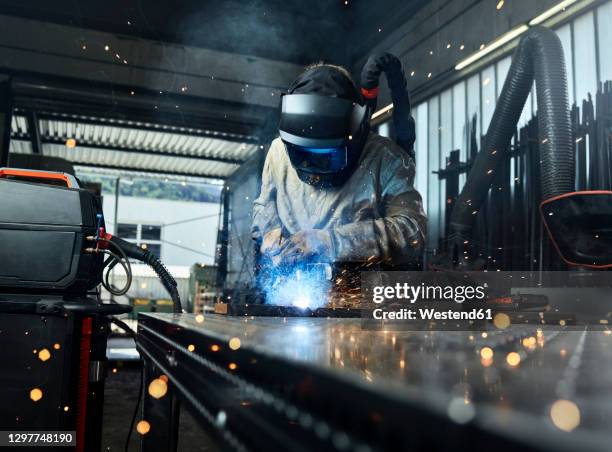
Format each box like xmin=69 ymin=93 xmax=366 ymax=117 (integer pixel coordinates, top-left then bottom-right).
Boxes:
xmin=529 ymin=0 xmax=579 ymax=25
xmin=455 ymin=24 xmax=529 ymax=71
xmin=371 ymin=102 xmax=394 ymax=120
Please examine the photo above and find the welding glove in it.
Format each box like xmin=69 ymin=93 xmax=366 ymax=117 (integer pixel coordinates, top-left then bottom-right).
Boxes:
xmin=260 ymin=227 xmax=283 ymax=257
xmin=274 ymin=229 xmax=334 ymax=267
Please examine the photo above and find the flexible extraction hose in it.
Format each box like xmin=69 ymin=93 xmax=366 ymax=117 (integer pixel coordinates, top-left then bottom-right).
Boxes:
xmin=360 ymin=52 xmax=416 ymax=158
xmin=450 ymin=26 xmax=573 ymax=238
xmin=107 ymin=235 xmax=183 ymax=313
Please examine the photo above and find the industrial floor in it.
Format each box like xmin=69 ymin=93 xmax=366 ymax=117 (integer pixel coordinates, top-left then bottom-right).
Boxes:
xmin=102 ymin=363 xmax=218 ymax=451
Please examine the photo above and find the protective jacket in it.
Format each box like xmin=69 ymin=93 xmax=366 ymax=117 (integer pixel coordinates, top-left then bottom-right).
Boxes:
xmin=252 ymin=132 xmax=427 ymax=265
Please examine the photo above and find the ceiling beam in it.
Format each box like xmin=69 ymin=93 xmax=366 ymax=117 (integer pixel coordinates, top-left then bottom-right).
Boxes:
xmin=12 ymin=76 xmax=276 ymax=140
xmin=11 ymin=136 xmax=250 ymax=165
xmin=32 ymin=112 xmax=259 ymax=145
xmin=25 ymin=111 xmax=41 ymax=154
xmin=0 ymin=75 xmax=12 ymax=166
xmin=72 ymin=162 xmax=229 ymax=180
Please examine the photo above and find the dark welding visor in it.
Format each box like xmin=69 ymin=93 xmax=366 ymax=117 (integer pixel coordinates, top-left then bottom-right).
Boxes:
xmin=279 ymin=94 xmax=367 ymax=148
xmin=283 ymin=142 xmax=348 ymax=174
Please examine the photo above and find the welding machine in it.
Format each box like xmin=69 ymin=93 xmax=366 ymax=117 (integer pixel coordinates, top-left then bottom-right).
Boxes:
xmin=0 ymin=168 xmax=181 ymax=451
xmin=0 ymin=168 xmax=105 ymax=293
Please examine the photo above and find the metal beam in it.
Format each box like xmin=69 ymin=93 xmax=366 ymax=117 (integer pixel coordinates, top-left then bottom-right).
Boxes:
xmin=33 ymin=112 xmax=259 ymax=145
xmin=0 ymin=75 xmax=12 ymax=166
xmin=71 ymin=162 xmax=229 ymax=180
xmin=11 ymin=75 xmax=277 ymax=140
xmin=25 ymin=111 xmax=42 ymax=154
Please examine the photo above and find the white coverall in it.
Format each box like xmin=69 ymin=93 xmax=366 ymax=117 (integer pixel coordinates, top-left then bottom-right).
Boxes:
xmin=252 ymin=132 xmax=427 ymax=265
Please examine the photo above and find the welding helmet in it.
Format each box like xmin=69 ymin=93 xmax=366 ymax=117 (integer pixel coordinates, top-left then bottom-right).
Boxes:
xmin=279 ymin=65 xmax=369 ymax=186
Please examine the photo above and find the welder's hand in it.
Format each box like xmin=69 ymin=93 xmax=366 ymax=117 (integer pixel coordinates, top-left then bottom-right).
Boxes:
xmin=260 ymin=228 xmax=283 ymax=257
xmin=275 ymin=229 xmax=334 ymax=267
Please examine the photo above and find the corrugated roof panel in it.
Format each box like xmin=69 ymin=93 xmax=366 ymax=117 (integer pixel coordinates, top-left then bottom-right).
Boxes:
xmin=11 ymin=116 xmax=28 ymax=136
xmin=41 ymin=143 xmax=239 ymax=177
xmin=9 ymin=139 xmax=33 ymax=154
xmin=37 ymin=119 xmax=259 ymax=160
xmin=10 ymin=113 xmax=260 ymax=178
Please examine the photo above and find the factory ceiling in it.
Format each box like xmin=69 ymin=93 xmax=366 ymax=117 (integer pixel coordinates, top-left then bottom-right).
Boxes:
xmin=0 ymin=0 xmax=430 ymax=64
xmin=0 ymin=0 xmax=430 ymax=179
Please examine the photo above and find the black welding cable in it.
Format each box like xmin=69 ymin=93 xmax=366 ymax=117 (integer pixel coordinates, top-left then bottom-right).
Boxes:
xmin=110 ymin=318 xmax=144 ymax=452
xmin=109 ymin=235 xmax=183 ymax=313
xmin=101 ymin=252 xmax=131 ymax=296
xmin=99 ymin=238 xmax=133 ymax=295
xmin=100 ymin=249 xmax=132 ymax=296
xmin=100 ymin=237 xmax=133 ymax=272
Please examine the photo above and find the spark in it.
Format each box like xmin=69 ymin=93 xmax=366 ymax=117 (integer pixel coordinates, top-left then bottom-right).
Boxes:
xmin=187 ymin=344 xmax=196 ymax=352
xmin=229 ymin=338 xmax=241 ymax=350
xmin=228 ymin=362 xmax=238 ymax=370
xmin=496 ymin=0 xmax=505 ymax=10
xmin=136 ymin=420 xmax=151 ymax=435
xmin=480 ymin=347 xmax=494 ymax=360
xmin=211 ymin=344 xmax=220 ymax=352
xmin=30 ymin=388 xmax=43 ymax=402
xmin=38 ymin=349 xmax=51 ymax=362
xmin=550 ymin=400 xmax=580 ymax=432
xmin=506 ymin=352 xmax=521 ymax=366
xmin=65 ymin=138 xmax=77 ymax=148
xmin=493 ymin=313 xmax=510 ymax=329
xmin=148 ymin=378 xmax=168 ymax=399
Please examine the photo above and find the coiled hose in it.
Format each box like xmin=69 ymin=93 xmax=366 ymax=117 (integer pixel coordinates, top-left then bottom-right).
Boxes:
xmin=450 ymin=26 xmax=573 ymax=238
xmin=109 ymin=235 xmax=183 ymax=313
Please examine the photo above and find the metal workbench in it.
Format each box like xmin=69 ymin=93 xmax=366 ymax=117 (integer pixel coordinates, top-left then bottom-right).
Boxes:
xmin=136 ymin=313 xmax=612 ymax=452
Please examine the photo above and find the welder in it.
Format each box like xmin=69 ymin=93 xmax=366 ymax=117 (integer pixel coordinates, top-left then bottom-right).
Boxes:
xmin=252 ymin=59 xmax=427 ymax=271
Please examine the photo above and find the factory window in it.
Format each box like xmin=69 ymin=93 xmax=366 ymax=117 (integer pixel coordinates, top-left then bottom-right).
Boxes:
xmin=598 ymin=2 xmax=612 ymax=84
xmin=481 ymin=65 xmax=496 ymax=133
xmin=117 ymin=223 xmax=163 ymax=258
xmin=372 ymin=4 xmax=609 ymax=254
xmin=415 ymin=102 xmax=429 ymax=210
xmin=427 ymin=95 xmax=440 ymax=250
xmin=141 ymin=224 xmax=162 ymax=241
xmin=451 ymin=81 xmax=467 ymax=187
xmin=573 ymin=12 xmax=597 ymax=106
xmin=556 ymin=24 xmax=575 ymax=106
xmin=117 ymin=223 xmax=138 ymax=239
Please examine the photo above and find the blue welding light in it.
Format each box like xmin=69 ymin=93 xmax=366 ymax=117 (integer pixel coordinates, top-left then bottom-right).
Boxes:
xmin=261 ymin=262 xmax=330 ymax=309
